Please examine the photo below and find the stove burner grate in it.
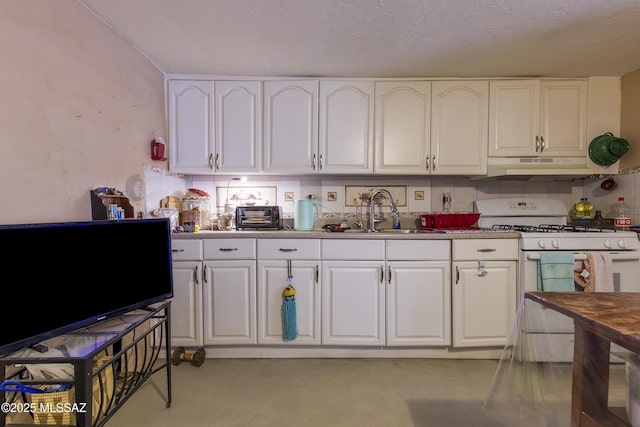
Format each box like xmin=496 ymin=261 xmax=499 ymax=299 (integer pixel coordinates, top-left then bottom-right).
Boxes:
xmin=491 ymin=224 xmax=618 ymax=233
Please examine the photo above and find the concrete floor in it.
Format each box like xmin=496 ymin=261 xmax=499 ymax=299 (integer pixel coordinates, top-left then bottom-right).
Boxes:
xmin=104 ymin=358 xmax=503 ymax=427
xmin=102 ymin=358 xmax=629 ymax=427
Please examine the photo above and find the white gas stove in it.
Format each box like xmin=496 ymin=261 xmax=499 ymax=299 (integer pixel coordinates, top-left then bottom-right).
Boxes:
xmin=475 ymin=198 xmax=640 ymax=362
xmin=474 ymin=198 xmax=639 ymax=251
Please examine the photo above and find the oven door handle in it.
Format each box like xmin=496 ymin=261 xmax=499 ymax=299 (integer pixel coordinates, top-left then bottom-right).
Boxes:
xmin=526 ymin=253 xmax=586 ymax=261
xmin=526 ymin=252 xmax=640 ymax=261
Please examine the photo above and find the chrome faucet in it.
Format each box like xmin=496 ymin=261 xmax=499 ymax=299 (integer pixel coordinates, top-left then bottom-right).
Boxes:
xmin=369 ymin=189 xmax=398 ymax=232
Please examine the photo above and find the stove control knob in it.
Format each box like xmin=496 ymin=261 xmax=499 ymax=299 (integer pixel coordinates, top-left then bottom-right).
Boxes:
xmin=618 ymin=239 xmax=628 ymax=249
xmin=551 ymin=239 xmax=560 ymax=249
xmin=604 ymin=240 xmax=613 ymax=249
xmin=537 ymin=240 xmax=546 ymax=249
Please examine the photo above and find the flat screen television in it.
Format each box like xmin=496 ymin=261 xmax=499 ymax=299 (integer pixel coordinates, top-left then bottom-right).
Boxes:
xmin=0 ymin=218 xmax=173 ymax=357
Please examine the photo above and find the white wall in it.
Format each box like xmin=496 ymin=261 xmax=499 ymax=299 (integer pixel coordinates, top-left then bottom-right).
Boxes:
xmin=0 ymin=1 xmax=167 ymax=224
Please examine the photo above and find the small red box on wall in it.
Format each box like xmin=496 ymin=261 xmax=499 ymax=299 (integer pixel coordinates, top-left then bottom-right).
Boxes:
xmin=151 ymin=137 xmax=167 ymax=161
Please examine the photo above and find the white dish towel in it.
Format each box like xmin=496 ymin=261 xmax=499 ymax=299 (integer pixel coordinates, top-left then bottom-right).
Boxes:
xmin=592 ymin=252 xmax=614 ymax=291
xmin=574 ymin=252 xmax=614 ymax=292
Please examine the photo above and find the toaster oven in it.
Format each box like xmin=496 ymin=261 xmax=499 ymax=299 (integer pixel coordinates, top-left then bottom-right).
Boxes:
xmin=235 ymin=206 xmax=283 ymax=230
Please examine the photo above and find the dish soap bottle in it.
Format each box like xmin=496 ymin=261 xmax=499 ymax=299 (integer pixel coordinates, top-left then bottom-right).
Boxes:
xmin=613 ymin=197 xmax=631 ymax=231
xmin=575 ymin=197 xmax=594 ymax=219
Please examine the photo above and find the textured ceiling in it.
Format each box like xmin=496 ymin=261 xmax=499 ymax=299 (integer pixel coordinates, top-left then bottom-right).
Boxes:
xmin=78 ymin=0 xmax=640 ymax=78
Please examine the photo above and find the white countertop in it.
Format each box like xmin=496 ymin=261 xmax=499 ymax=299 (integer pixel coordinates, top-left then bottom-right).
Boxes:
xmin=171 ymin=229 xmax=521 ymax=240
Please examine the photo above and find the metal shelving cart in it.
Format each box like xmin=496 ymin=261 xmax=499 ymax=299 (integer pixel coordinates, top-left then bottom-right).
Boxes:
xmin=0 ymin=301 xmax=171 ymax=427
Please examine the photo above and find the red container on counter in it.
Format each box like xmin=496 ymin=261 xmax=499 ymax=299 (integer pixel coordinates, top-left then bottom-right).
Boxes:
xmin=420 ymin=213 xmax=480 ymax=228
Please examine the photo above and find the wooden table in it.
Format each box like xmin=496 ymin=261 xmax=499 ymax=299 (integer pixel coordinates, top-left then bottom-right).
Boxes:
xmin=526 ymin=292 xmax=640 ymax=427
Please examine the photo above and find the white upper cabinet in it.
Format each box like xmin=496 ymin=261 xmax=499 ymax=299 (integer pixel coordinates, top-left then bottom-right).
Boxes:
xmin=214 ymin=81 xmax=262 ymax=173
xmin=318 ymin=81 xmax=374 ymax=174
xmin=168 ymin=80 xmax=261 ymax=174
xmin=489 ymin=79 xmax=587 ymax=157
xmin=263 ymin=80 xmax=374 ymax=174
xmin=431 ymin=81 xmax=489 ymax=175
xmin=375 ymin=80 xmax=488 ymax=175
xmin=263 ymin=80 xmax=319 ymax=174
xmin=540 ymin=80 xmax=588 ymax=156
xmin=168 ymin=80 xmax=215 ymax=174
xmin=375 ymin=81 xmax=431 ymax=174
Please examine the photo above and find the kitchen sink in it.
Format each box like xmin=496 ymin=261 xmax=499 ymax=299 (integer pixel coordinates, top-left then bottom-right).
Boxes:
xmin=341 ymin=229 xmax=434 ymax=234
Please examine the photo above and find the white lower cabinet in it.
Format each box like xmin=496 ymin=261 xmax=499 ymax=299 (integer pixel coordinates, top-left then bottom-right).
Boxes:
xmin=203 ymin=260 xmax=256 ymax=345
xmin=170 ymin=239 xmax=204 ymax=348
xmin=170 ymin=238 xmax=257 ymax=348
xmin=202 ymin=239 xmax=257 ymax=345
xmin=257 ymin=239 xmax=321 ymax=345
xmin=386 ymin=240 xmax=451 ymax=346
xmin=321 ymin=240 xmax=386 ymax=346
xmin=451 ymin=239 xmax=518 ymax=347
xmin=322 ymin=260 xmax=386 ymax=346
xmin=171 ymin=260 xmax=203 ymax=347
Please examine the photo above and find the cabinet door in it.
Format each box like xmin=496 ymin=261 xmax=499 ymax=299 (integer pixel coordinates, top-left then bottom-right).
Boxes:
xmin=257 ymin=260 xmax=321 ymax=345
xmin=167 ymin=80 xmax=215 ymax=173
xmin=202 ymin=260 xmax=256 ymax=345
xmin=214 ymin=81 xmax=262 ymax=173
xmin=263 ymin=80 xmax=318 ymax=173
xmin=431 ymin=81 xmax=488 ymax=175
xmin=374 ymin=81 xmax=431 ymax=174
xmin=319 ymin=81 xmax=374 ymax=174
xmin=386 ymin=261 xmax=451 ymax=346
xmin=322 ymin=261 xmax=385 ymax=346
xmin=170 ymin=261 xmax=203 ymax=347
xmin=452 ymin=261 xmax=516 ymax=347
xmin=539 ymin=80 xmax=587 ymax=156
xmin=488 ymin=80 xmax=539 ymax=156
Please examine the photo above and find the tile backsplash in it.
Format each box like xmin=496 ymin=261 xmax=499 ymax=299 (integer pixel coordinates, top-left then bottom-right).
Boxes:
xmin=144 ymin=166 xmax=640 ymax=226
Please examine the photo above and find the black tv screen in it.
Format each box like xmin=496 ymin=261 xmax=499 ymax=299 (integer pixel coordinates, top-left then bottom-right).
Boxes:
xmin=0 ymin=218 xmax=173 ymax=356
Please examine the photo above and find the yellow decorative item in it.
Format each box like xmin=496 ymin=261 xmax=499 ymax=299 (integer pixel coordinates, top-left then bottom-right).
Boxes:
xmin=283 ymin=285 xmax=296 ymax=298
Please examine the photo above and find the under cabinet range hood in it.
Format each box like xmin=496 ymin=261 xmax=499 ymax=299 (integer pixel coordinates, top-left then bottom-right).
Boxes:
xmin=482 ymin=156 xmax=614 ymax=180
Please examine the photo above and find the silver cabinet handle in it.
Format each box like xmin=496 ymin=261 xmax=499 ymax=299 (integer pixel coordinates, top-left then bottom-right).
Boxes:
xmin=278 ymin=248 xmax=298 ymax=252
xmin=171 ymin=248 xmax=185 ymax=253
xmin=478 ymin=261 xmax=488 ymax=277
xmin=380 ymin=265 xmax=384 ymax=283
xmin=208 ymin=153 xmax=214 ymax=169
xmin=315 ymin=264 xmax=319 ymax=284
xmin=219 ymin=248 xmax=238 ymax=252
xmin=215 ymin=153 xmax=220 ymax=170
xmin=432 ymin=155 xmax=436 ymax=170
xmin=387 ymin=266 xmax=392 ymax=284
xmin=540 ymin=136 xmax=545 ymax=153
xmin=535 ymin=136 xmax=540 ymax=152
xmin=194 ymin=265 xmax=199 ymax=285
xmin=425 ymin=157 xmax=429 ymax=171
xmin=477 ymin=248 xmax=496 ymax=253
xmin=455 ymin=266 xmax=459 ymax=284
xmin=312 ymin=153 xmax=317 ymax=170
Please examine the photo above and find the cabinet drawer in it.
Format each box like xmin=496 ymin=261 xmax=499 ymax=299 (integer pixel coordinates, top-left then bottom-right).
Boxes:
xmin=258 ymin=239 xmax=320 ymax=259
xmin=452 ymin=239 xmax=519 ymax=261
xmin=322 ymin=239 xmax=385 ymax=260
xmin=386 ymin=240 xmax=450 ymax=261
xmin=204 ymin=238 xmax=256 ymax=259
xmin=171 ymin=239 xmax=203 ymax=260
